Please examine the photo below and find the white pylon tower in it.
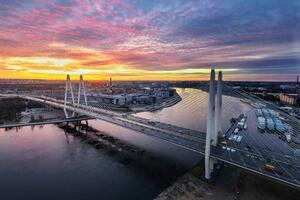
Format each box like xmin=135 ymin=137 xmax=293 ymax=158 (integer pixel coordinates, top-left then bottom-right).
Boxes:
xmin=64 ymin=74 xmax=75 ymax=118
xmin=214 ymin=71 xmax=223 ymax=146
xmin=77 ymin=74 xmax=87 ymax=106
xmin=205 ymin=69 xmax=223 ymax=180
xmin=205 ymin=69 xmax=215 ymax=179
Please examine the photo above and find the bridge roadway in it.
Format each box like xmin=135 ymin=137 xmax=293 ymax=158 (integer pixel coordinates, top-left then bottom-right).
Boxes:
xmin=1 ymin=94 xmax=300 ymax=189
xmin=0 ymin=116 xmax=93 ymax=129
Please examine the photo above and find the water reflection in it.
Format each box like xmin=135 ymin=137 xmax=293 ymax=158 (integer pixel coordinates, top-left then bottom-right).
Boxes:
xmin=0 ymin=121 xmax=198 ymax=200
xmin=135 ymin=88 xmax=251 ymax=132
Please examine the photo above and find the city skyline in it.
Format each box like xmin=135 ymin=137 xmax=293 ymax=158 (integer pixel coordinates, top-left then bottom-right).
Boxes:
xmin=0 ymin=0 xmax=299 ymax=81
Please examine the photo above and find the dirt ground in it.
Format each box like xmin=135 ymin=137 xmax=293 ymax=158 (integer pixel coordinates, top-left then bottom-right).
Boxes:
xmin=154 ymin=162 xmax=300 ymax=200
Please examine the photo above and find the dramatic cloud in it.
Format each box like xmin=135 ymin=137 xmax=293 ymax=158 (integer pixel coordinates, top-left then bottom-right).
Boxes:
xmin=0 ymin=0 xmax=299 ymax=80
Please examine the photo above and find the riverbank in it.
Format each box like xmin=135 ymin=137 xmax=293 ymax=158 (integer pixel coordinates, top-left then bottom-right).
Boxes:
xmin=154 ymin=162 xmax=300 ymax=200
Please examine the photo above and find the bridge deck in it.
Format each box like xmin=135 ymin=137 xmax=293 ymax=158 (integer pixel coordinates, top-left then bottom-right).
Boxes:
xmin=0 ymin=116 xmax=93 ymax=129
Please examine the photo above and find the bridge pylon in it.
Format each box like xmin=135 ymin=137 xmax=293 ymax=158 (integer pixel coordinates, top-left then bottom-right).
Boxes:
xmin=64 ymin=74 xmax=75 ymax=118
xmin=205 ymin=69 xmax=215 ymax=179
xmin=205 ymin=69 xmax=223 ymax=180
xmin=214 ymin=71 xmax=223 ymax=145
xmin=78 ymin=74 xmax=87 ymax=106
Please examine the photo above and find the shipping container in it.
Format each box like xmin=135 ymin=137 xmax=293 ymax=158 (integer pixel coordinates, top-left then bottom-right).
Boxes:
xmin=274 ymin=119 xmax=285 ymax=132
xmin=236 ymin=135 xmax=243 ymax=142
xmin=267 ymin=118 xmax=275 ymax=130
xmin=233 ymin=135 xmax=238 ymax=141
xmin=262 ymin=108 xmax=270 ymax=117
xmin=258 ymin=117 xmax=266 ymax=130
xmin=269 ymin=110 xmax=279 ymax=118
xmin=256 ymin=109 xmax=263 ymax=116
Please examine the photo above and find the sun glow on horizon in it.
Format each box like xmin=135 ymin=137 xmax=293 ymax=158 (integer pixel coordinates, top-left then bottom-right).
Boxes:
xmin=0 ymin=47 xmax=240 ymax=80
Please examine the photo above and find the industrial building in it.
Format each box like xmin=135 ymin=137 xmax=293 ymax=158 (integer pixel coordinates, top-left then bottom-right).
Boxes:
xmin=280 ymin=93 xmax=299 ymax=106
xmin=92 ymin=94 xmax=126 ymax=106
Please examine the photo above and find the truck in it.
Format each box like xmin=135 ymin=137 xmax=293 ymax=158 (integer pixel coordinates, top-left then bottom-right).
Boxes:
xmin=234 ymin=128 xmax=239 ymax=134
xmin=220 ymin=140 xmax=227 ymax=145
xmin=285 ymin=133 xmax=291 ymax=143
xmin=237 ymin=122 xmax=244 ymax=129
xmin=264 ymin=163 xmax=275 ymax=172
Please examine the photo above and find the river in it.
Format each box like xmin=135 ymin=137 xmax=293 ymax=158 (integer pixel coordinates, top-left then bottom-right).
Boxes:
xmin=135 ymin=88 xmax=250 ymax=133
xmin=0 ymin=88 xmax=249 ymax=200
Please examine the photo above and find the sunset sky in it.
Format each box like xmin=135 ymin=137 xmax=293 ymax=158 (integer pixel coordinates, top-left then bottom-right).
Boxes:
xmin=0 ymin=0 xmax=299 ymax=81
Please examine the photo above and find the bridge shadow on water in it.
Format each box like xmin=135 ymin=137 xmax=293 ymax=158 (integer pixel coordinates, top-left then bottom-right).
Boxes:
xmin=59 ymin=121 xmax=192 ymax=189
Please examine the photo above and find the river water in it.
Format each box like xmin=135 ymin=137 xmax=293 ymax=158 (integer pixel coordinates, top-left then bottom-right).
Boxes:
xmin=135 ymin=88 xmax=250 ymax=133
xmin=0 ymin=88 xmax=249 ymax=200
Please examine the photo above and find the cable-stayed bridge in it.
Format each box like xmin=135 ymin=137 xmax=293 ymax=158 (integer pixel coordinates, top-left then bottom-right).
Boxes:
xmin=0 ymin=71 xmax=300 ymax=189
